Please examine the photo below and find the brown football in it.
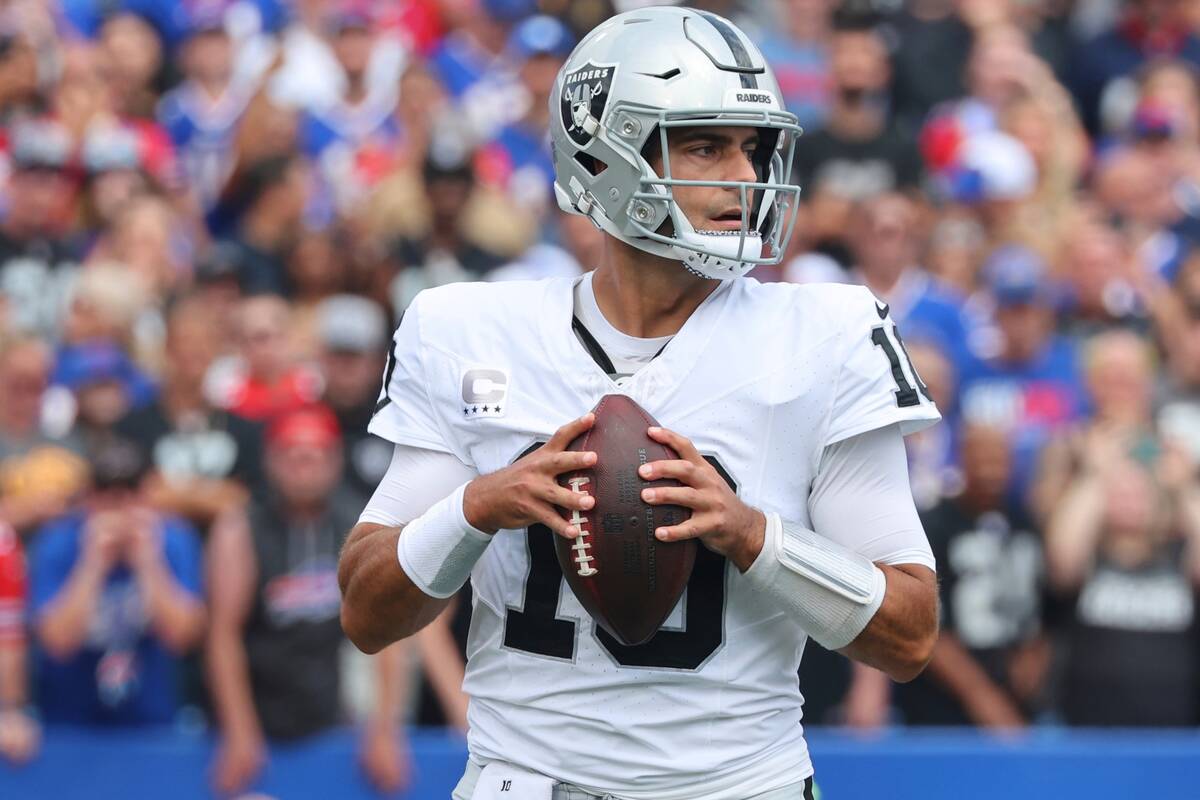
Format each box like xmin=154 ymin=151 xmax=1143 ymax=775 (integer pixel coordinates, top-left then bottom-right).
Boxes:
xmin=555 ymin=394 xmax=696 ymax=646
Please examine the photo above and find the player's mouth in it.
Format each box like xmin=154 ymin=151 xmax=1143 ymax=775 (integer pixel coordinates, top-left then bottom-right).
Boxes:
xmin=706 ymin=209 xmax=747 ymax=231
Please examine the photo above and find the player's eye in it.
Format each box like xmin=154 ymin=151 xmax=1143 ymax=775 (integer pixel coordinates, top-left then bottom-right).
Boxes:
xmin=689 ymin=144 xmax=717 ymax=157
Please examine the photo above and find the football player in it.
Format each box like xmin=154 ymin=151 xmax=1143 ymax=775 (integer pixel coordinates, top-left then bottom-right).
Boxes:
xmin=339 ymin=8 xmax=939 ymax=800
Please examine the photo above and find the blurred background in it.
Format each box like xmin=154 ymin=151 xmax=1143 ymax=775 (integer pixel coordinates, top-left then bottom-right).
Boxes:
xmin=1 ymin=0 xmax=1200 ymax=797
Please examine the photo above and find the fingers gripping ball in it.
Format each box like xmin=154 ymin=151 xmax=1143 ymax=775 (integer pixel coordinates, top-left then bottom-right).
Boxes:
xmin=555 ymin=394 xmax=695 ymax=646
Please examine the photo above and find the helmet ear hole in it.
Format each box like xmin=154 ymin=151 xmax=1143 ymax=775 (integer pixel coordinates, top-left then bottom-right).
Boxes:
xmin=640 ymin=125 xmax=664 ymax=176
xmin=574 ymin=152 xmax=608 ymax=176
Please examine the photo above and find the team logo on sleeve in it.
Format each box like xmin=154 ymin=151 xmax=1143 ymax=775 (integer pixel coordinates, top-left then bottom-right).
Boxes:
xmin=461 ymin=367 xmax=509 ymax=418
xmin=561 ymin=62 xmax=616 ymax=146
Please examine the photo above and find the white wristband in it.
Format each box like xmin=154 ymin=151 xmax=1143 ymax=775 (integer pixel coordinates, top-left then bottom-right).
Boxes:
xmin=743 ymin=512 xmax=887 ymax=651
xmin=396 ymin=482 xmax=493 ymax=599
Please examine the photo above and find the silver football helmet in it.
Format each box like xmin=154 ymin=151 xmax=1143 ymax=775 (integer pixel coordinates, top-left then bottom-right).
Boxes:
xmin=550 ymin=6 xmax=802 ymax=280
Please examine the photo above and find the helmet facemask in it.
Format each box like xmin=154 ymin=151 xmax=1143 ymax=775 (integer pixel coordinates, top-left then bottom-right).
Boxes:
xmin=617 ymin=107 xmax=803 ymax=280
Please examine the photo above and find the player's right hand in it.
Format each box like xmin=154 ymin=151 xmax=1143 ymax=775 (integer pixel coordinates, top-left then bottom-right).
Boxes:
xmin=463 ymin=413 xmax=597 ymax=539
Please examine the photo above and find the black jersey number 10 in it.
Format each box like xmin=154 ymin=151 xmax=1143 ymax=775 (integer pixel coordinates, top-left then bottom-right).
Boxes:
xmin=502 ymin=443 xmax=733 ymax=670
xmin=871 ymin=324 xmax=932 ymax=408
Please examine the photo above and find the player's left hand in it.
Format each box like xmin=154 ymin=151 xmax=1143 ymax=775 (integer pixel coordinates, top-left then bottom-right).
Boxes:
xmin=638 ymin=426 xmax=766 ymax=572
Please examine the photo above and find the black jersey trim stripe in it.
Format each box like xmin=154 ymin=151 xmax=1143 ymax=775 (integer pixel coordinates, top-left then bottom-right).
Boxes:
xmin=372 ymin=316 xmax=403 ymax=416
xmin=697 ymin=11 xmax=759 ymax=89
xmin=572 ymin=316 xmax=618 ymax=377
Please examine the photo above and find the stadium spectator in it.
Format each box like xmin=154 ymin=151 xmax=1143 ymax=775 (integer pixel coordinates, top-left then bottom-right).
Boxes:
xmin=1036 ymin=329 xmax=1174 ymax=520
xmin=96 ymin=12 xmax=167 ymax=120
xmin=895 ymin=423 xmax=1047 ymax=727
xmin=958 ymin=245 xmax=1086 ymax=504
xmin=932 ymin=129 xmax=1040 ymax=253
xmin=1069 ymin=0 xmax=1200 ymax=135
xmin=482 ymin=14 xmax=575 ymax=213
xmin=393 ymin=59 xmax=455 ymax=173
xmin=314 ymin=295 xmax=392 ymax=501
xmin=0 ymin=32 xmax=41 ymax=122
xmin=888 ymin=0 xmax=972 ymax=131
xmin=848 ymin=193 xmax=974 ymax=370
xmin=158 ymin=7 xmax=251 ymax=211
xmin=77 ymin=124 xmax=156 ymax=239
xmin=228 ymin=93 xmax=301 ymax=184
xmin=1157 ymin=252 xmax=1200 ymax=461
xmin=61 ymin=263 xmax=153 ymax=355
xmin=790 ymin=13 xmax=923 ymax=205
xmin=388 ymin=151 xmax=512 ymax=312
xmin=0 ymin=118 xmax=80 ymax=339
xmin=1053 ymin=215 xmax=1148 ymax=338
xmin=287 ymin=226 xmax=356 ymax=336
xmin=216 ymin=156 xmax=310 ymax=295
xmin=924 ymin=211 xmax=989 ymax=295
xmin=485 ymin=208 xmax=602 ymax=282
xmin=300 ymin=7 xmax=404 ymax=214
xmin=206 ymin=405 xmax=407 ymax=794
xmin=29 ymin=437 xmax=205 ymax=726
xmin=903 ymin=338 xmax=962 ymax=511
xmin=91 ymin=195 xmax=193 ymax=303
xmin=757 ymin=0 xmax=834 ymax=130
xmin=1093 ymin=132 xmax=1197 ymax=287
xmin=430 ymin=0 xmax=532 ymax=101
xmin=0 ymin=336 xmax=88 ymax=535
xmin=189 ymin=244 xmax=246 ymax=346
xmin=52 ymin=340 xmax=158 ymax=443
xmin=116 ymin=295 xmax=261 ymax=529
xmin=207 ymin=294 xmax=322 ymax=423
xmin=996 ymin=75 xmax=1088 ymax=263
xmin=1136 ymin=59 xmax=1200 ymax=149
xmin=958 ymin=25 xmax=1047 ymax=134
xmin=0 ymin=520 xmax=37 ymax=764
xmin=1046 ymin=449 xmax=1200 ymax=726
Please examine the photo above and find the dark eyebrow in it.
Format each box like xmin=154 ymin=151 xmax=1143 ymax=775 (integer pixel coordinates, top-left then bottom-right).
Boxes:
xmin=674 ymin=130 xmax=760 ymax=148
xmin=675 ymin=130 xmax=730 ymax=146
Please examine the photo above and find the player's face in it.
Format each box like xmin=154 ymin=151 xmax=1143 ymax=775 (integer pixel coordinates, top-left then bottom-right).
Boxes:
xmin=650 ymin=126 xmax=760 ymax=233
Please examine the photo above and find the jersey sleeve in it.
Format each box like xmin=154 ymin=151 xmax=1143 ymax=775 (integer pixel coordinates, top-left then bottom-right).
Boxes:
xmin=824 ymin=287 xmax=941 ymax=449
xmin=368 ymin=294 xmax=466 ymax=461
xmin=808 ymin=425 xmax=935 ymax=571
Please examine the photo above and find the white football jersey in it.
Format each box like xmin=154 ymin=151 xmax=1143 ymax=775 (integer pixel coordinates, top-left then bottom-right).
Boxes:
xmin=369 ymin=276 xmax=939 ymax=799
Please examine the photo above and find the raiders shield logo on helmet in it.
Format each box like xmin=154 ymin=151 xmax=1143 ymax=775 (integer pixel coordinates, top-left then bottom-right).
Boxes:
xmin=560 ymin=62 xmax=616 ymax=146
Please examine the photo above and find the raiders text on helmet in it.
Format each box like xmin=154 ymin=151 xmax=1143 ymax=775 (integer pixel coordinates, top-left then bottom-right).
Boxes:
xmin=550 ymin=7 xmax=802 ymax=280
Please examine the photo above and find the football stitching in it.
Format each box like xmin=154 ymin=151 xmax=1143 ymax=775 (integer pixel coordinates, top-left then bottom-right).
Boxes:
xmin=567 ymin=476 xmax=597 ymax=577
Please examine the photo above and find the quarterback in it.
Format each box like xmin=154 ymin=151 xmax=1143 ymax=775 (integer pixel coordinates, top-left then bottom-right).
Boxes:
xmin=339 ymin=7 xmax=939 ymax=800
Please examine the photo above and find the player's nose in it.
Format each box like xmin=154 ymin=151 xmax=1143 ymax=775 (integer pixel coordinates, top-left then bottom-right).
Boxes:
xmin=727 ymin=150 xmax=758 ymax=185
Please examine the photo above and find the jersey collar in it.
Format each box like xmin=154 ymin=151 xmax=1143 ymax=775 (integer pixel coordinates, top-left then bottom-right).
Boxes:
xmin=539 ymin=273 xmax=737 ymax=411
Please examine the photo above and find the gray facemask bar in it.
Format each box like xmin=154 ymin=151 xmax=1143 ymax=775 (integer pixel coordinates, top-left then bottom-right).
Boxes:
xmin=608 ymin=106 xmax=803 ymax=266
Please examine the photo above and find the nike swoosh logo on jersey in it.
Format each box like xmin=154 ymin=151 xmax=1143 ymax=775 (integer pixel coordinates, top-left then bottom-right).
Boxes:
xmin=876 ymin=302 xmax=889 ymax=319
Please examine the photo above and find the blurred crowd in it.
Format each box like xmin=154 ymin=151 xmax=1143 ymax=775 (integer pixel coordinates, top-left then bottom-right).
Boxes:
xmin=1 ymin=0 xmax=1200 ymax=793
